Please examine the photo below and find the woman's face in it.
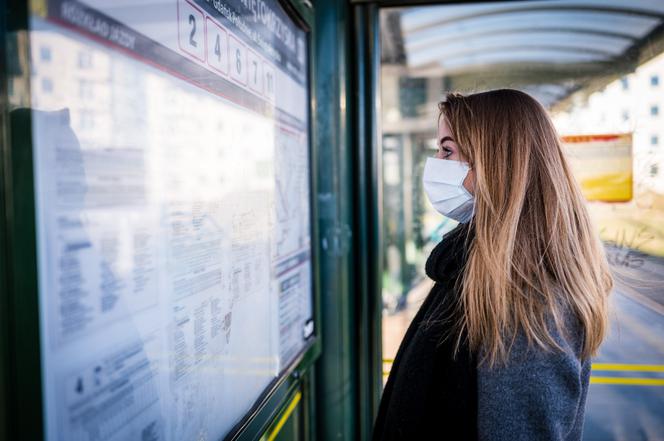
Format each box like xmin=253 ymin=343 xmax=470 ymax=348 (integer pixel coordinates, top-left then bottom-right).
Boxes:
xmin=437 ymin=116 xmax=475 ymax=195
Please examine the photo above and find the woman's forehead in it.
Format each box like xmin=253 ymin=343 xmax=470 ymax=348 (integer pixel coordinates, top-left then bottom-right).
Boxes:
xmin=437 ymin=116 xmax=454 ymax=138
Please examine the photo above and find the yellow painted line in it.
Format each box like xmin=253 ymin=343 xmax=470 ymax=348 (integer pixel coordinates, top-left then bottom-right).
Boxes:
xmin=384 ymin=372 xmax=664 ymax=386
xmin=590 ymin=377 xmax=664 ymax=386
xmin=592 ymin=363 xmax=664 ymax=372
xmin=386 ymin=361 xmax=664 ymax=370
xmin=266 ymin=391 xmax=302 ymax=441
xmin=385 ymin=361 xmax=664 ymax=380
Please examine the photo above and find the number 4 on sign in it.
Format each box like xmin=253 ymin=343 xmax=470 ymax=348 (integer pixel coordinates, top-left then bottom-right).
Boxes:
xmin=206 ymin=17 xmax=228 ymax=75
xmin=178 ymin=0 xmax=205 ymax=61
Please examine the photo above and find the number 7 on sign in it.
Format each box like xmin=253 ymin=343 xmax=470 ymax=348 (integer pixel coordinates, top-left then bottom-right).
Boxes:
xmin=248 ymin=50 xmax=263 ymax=94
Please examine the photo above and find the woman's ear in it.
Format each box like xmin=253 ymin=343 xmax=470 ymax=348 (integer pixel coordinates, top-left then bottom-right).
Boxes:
xmin=463 ymin=168 xmax=475 ymax=195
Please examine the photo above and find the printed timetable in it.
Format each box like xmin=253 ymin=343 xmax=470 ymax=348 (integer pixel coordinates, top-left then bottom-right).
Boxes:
xmin=29 ymin=0 xmax=314 ymax=440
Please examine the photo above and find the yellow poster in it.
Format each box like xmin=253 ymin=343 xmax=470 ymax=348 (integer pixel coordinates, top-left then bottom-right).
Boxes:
xmin=562 ymin=133 xmax=633 ymax=202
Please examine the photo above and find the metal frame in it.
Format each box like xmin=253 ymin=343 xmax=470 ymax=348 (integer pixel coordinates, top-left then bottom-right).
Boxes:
xmin=311 ymin=1 xmax=358 ymax=440
xmin=399 ymin=4 xmax=664 ymax=32
xmin=1 ymin=2 xmax=45 ymax=439
xmin=0 ymin=0 xmax=322 ymax=440
xmin=350 ymin=4 xmax=383 ymax=439
xmin=0 ymin=4 xmax=11 ymax=441
xmin=350 ymin=0 xmax=532 ymax=6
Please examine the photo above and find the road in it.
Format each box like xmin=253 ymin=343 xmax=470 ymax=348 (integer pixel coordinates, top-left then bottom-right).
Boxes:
xmin=584 ymin=248 xmax=664 ymax=441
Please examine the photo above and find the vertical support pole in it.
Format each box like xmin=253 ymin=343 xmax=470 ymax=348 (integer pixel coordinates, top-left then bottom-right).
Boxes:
xmin=313 ymin=1 xmax=358 ymax=440
xmin=351 ymin=4 xmax=383 ymax=440
xmin=0 ymin=3 xmax=10 ymax=439
xmin=2 ymin=1 xmax=45 ymax=439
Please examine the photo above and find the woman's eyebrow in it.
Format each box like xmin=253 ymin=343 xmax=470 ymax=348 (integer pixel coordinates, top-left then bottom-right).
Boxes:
xmin=439 ymin=136 xmax=454 ymax=145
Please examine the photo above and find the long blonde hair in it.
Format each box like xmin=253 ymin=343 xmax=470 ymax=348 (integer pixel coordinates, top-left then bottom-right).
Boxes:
xmin=438 ymin=89 xmax=612 ymax=366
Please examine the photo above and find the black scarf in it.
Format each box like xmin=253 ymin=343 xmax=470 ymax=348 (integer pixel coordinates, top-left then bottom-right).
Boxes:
xmin=372 ymin=223 xmax=478 ymax=441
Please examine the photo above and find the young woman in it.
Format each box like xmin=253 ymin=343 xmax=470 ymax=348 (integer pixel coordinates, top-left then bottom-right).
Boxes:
xmin=372 ymin=89 xmax=612 ymax=441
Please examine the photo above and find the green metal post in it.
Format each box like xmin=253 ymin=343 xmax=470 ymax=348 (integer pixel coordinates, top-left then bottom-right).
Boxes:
xmin=313 ymin=0 xmax=359 ymax=440
xmin=0 ymin=3 xmax=9 ymax=439
xmin=351 ymin=4 xmax=383 ymax=440
xmin=2 ymin=1 xmax=46 ymax=439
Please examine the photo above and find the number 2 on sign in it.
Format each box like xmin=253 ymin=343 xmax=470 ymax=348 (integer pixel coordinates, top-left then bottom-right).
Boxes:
xmin=178 ymin=0 xmax=204 ymax=61
xmin=189 ymin=14 xmax=197 ymax=47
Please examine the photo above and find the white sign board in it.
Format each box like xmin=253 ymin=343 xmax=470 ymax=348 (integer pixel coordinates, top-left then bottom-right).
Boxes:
xmin=29 ymin=0 xmax=313 ymax=439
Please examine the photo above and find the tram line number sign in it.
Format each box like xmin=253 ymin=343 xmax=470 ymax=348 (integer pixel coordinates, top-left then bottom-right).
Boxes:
xmin=177 ymin=0 xmax=278 ymax=100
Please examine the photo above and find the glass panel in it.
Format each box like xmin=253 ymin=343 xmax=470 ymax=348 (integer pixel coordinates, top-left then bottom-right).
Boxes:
xmin=23 ymin=1 xmax=313 ymax=440
xmin=379 ymin=2 xmax=664 ymax=438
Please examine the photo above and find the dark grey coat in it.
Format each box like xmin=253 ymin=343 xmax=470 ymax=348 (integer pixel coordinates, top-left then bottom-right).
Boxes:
xmin=372 ymin=223 xmax=592 ymax=440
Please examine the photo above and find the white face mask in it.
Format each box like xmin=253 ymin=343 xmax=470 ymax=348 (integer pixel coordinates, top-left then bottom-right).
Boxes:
xmin=422 ymin=157 xmax=475 ymax=223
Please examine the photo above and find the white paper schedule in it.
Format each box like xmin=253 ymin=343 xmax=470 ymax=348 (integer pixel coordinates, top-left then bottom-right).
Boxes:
xmin=29 ymin=1 xmax=313 ymax=440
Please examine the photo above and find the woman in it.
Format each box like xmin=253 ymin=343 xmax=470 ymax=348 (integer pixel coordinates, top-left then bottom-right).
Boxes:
xmin=372 ymin=89 xmax=612 ymax=441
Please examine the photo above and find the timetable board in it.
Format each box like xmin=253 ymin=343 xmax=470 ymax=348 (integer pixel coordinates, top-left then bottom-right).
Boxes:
xmin=28 ymin=1 xmax=314 ymax=440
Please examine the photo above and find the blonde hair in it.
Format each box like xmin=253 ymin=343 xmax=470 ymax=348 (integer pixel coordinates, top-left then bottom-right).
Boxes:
xmin=438 ymin=89 xmax=612 ymax=366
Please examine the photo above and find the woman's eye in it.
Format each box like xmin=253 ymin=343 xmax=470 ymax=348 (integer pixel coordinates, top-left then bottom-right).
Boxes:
xmin=440 ymin=146 xmax=452 ymax=158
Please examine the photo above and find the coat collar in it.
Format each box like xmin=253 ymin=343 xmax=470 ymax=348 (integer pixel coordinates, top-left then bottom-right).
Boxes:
xmin=425 ymin=222 xmax=474 ymax=286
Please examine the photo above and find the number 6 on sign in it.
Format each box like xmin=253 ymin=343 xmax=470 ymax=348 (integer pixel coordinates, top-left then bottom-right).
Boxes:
xmin=206 ymin=17 xmax=228 ymax=75
xmin=177 ymin=0 xmax=205 ymax=61
xmin=229 ymin=35 xmax=247 ymax=85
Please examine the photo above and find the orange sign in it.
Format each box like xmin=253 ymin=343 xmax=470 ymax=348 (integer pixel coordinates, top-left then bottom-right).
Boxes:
xmin=562 ymin=133 xmax=633 ymax=203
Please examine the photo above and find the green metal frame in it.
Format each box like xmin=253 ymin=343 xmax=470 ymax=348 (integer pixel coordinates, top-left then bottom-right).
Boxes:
xmin=311 ymin=0 xmax=354 ymax=438
xmin=307 ymin=3 xmax=389 ymax=439
xmin=0 ymin=4 xmax=11 ymax=441
xmin=350 ymin=4 xmax=383 ymax=440
xmin=351 ymin=0 xmax=530 ymax=5
xmin=2 ymin=2 xmax=45 ymax=439
xmin=0 ymin=0 xmax=323 ymax=440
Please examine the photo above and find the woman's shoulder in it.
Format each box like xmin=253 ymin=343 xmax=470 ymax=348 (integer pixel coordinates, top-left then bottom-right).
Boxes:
xmin=477 ymin=302 xmax=591 ymax=440
xmin=508 ymin=301 xmax=586 ymax=362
